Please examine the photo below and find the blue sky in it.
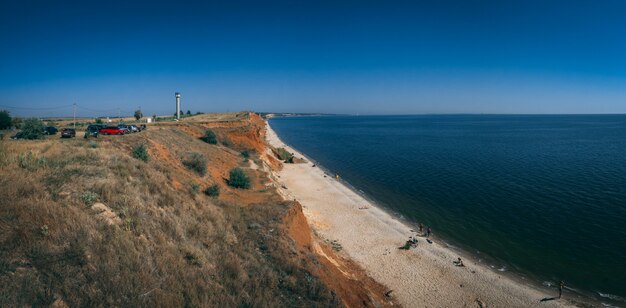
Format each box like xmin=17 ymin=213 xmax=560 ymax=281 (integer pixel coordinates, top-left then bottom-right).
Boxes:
xmin=1 ymin=0 xmax=625 ymax=117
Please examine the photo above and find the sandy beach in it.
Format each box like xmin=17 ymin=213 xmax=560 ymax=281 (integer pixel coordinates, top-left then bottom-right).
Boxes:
xmin=266 ymin=121 xmax=576 ymax=308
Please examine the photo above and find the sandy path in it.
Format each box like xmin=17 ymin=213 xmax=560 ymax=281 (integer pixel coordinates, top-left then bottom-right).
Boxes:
xmin=266 ymin=122 xmax=575 ymax=308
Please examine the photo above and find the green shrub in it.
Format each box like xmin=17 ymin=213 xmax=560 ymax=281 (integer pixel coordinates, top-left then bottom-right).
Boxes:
xmin=80 ymin=191 xmax=99 ymax=206
xmin=275 ymin=147 xmax=294 ymax=163
xmin=204 ymin=184 xmax=220 ymax=197
xmin=202 ymin=130 xmax=217 ymax=144
xmin=21 ymin=118 xmax=45 ymax=140
xmin=241 ymin=150 xmax=250 ymax=160
xmin=0 ymin=110 xmax=11 ymax=130
xmin=132 ymin=144 xmax=149 ymax=162
xmin=228 ymin=167 xmax=250 ymax=189
xmin=183 ymin=153 xmax=207 ymax=176
xmin=18 ymin=151 xmax=46 ymax=170
xmin=222 ymin=137 xmax=232 ymax=147
xmin=190 ymin=183 xmax=200 ymax=195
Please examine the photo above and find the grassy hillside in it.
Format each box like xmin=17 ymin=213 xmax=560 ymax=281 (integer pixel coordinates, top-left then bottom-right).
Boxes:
xmin=0 ymin=113 xmax=341 ymax=307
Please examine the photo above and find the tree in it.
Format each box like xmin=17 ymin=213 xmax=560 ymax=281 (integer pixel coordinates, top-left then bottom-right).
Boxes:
xmin=186 ymin=110 xmax=191 ymax=115
xmin=95 ymin=118 xmax=103 ymax=124
xmin=0 ymin=110 xmax=11 ymax=130
xmin=21 ymin=118 xmax=45 ymax=139
xmin=134 ymin=110 xmax=143 ymax=121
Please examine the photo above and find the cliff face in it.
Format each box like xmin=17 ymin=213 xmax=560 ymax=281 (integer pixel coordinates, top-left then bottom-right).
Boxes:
xmin=282 ymin=201 xmax=394 ymax=307
xmin=0 ymin=112 xmax=391 ymax=307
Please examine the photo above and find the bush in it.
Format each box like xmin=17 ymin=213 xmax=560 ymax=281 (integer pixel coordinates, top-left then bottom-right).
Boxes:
xmin=275 ymin=147 xmax=294 ymax=163
xmin=80 ymin=191 xmax=99 ymax=206
xmin=0 ymin=110 xmax=11 ymax=129
xmin=204 ymin=184 xmax=220 ymax=197
xmin=132 ymin=144 xmax=149 ymax=162
xmin=202 ymin=130 xmax=217 ymax=144
xmin=183 ymin=153 xmax=207 ymax=176
xmin=228 ymin=167 xmax=250 ymax=189
xmin=18 ymin=151 xmax=46 ymax=170
xmin=190 ymin=183 xmax=200 ymax=195
xmin=241 ymin=150 xmax=250 ymax=160
xmin=21 ymin=118 xmax=45 ymax=140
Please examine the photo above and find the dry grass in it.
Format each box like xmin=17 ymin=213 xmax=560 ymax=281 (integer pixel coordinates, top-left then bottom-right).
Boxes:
xmin=0 ymin=120 xmax=340 ymax=307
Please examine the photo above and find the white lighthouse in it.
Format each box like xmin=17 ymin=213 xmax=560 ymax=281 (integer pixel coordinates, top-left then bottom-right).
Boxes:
xmin=175 ymin=92 xmax=181 ymax=120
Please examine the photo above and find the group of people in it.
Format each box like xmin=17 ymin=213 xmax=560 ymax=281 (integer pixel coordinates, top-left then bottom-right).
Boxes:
xmin=398 ymin=236 xmax=418 ymax=250
xmin=399 ymin=223 xmax=434 ymax=250
xmin=417 ymin=223 xmax=432 ymax=237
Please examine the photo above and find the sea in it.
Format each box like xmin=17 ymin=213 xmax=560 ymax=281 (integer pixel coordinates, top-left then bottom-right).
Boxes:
xmin=269 ymin=114 xmax=626 ymax=306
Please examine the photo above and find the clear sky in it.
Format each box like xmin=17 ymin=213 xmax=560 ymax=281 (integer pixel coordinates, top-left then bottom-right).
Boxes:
xmin=1 ymin=0 xmax=625 ymax=117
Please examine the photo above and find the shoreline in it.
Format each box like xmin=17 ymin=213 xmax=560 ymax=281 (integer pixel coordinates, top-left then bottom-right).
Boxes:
xmin=265 ymin=120 xmax=585 ymax=308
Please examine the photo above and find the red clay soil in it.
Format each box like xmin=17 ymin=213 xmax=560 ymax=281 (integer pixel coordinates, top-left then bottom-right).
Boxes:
xmin=283 ymin=202 xmax=396 ymax=307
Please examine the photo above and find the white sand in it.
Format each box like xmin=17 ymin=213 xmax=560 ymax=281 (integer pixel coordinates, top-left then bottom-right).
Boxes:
xmin=266 ymin=122 xmax=576 ymax=308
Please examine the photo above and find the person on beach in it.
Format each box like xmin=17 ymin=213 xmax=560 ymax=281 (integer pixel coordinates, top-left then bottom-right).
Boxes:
xmin=454 ymin=257 xmax=464 ymax=267
xmin=559 ymin=280 xmax=564 ymax=298
xmin=419 ymin=223 xmax=423 ymax=234
xmin=427 ymin=227 xmax=432 ymax=238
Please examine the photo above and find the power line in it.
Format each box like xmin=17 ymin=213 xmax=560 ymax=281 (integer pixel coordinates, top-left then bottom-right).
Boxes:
xmin=0 ymin=104 xmax=74 ymax=110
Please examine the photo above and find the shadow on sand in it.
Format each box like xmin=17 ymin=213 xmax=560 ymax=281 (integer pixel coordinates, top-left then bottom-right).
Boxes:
xmin=540 ymin=297 xmax=558 ymax=302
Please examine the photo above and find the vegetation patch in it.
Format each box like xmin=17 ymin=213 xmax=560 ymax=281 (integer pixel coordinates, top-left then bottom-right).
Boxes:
xmin=190 ymin=183 xmax=200 ymax=195
xmin=227 ymin=167 xmax=251 ymax=189
xmin=221 ymin=137 xmax=232 ymax=147
xmin=18 ymin=151 xmax=46 ymax=170
xmin=0 ymin=110 xmax=11 ymax=129
xmin=183 ymin=152 xmax=207 ymax=176
xmin=20 ymin=118 xmax=45 ymax=140
xmin=132 ymin=143 xmax=149 ymax=162
xmin=274 ymin=147 xmax=294 ymax=163
xmin=202 ymin=129 xmax=217 ymax=144
xmin=204 ymin=184 xmax=220 ymax=197
xmin=80 ymin=191 xmax=99 ymax=206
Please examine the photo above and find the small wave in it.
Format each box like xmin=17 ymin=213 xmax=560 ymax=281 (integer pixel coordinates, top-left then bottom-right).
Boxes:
xmin=601 ymin=303 xmax=619 ymax=308
xmin=497 ymin=266 xmax=506 ymax=272
xmin=598 ymin=292 xmax=626 ymax=302
xmin=543 ymin=281 xmax=553 ymax=287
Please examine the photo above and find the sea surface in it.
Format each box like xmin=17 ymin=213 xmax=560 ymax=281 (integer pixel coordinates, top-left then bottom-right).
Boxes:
xmin=269 ymin=115 xmax=626 ymax=305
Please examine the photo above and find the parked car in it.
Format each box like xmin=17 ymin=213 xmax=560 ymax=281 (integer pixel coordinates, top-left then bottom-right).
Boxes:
xmin=43 ymin=126 xmax=58 ymax=135
xmin=117 ymin=125 xmax=131 ymax=134
xmin=140 ymin=124 xmax=147 ymax=131
xmin=61 ymin=128 xmax=76 ymax=138
xmin=10 ymin=132 xmax=25 ymax=140
xmin=129 ymin=125 xmax=139 ymax=133
xmin=100 ymin=126 xmax=126 ymax=135
xmin=85 ymin=125 xmax=101 ymax=137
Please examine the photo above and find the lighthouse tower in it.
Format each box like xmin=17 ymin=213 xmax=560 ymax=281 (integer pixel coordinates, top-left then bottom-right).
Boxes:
xmin=175 ymin=92 xmax=181 ymax=120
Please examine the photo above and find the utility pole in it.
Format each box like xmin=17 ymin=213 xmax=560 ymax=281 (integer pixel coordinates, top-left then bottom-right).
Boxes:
xmin=73 ymin=103 xmax=76 ymax=129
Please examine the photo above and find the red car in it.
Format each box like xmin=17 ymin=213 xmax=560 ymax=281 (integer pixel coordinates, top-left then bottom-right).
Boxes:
xmin=99 ymin=127 xmax=126 ymax=135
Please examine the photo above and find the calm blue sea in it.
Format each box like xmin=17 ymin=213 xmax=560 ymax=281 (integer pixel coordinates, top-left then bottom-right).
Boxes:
xmin=269 ymin=115 xmax=626 ymax=305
